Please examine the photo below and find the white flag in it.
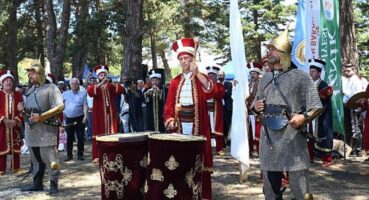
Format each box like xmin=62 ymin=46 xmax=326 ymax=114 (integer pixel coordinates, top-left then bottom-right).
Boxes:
xmin=305 ymin=0 xmax=321 ymax=61
xmin=229 ymin=0 xmax=250 ymax=177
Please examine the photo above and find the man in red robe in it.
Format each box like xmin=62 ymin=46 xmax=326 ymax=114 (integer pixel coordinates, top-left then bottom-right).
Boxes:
xmin=247 ymin=63 xmax=263 ymax=157
xmin=164 ymin=38 xmax=216 ymax=200
xmin=0 ymin=69 xmax=23 ymax=175
xmin=206 ymin=66 xmax=226 ymax=155
xmin=87 ymin=65 xmax=125 ymax=162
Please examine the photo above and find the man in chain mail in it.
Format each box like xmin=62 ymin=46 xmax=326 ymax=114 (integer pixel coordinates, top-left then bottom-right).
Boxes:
xmin=19 ymin=63 xmax=64 ymax=194
xmin=252 ymin=29 xmax=322 ymax=200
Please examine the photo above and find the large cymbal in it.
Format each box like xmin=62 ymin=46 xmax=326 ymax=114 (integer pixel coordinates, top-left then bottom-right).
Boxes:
xmin=346 ymin=91 xmax=369 ymax=109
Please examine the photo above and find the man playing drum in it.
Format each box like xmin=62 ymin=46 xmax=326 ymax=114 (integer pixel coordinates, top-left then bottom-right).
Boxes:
xmin=164 ymin=38 xmax=216 ymax=200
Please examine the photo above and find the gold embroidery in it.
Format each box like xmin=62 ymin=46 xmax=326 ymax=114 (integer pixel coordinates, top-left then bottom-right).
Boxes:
xmin=147 ymin=152 xmax=151 ymax=165
xmin=151 ymin=168 xmax=164 ymax=182
xmin=185 ymin=155 xmax=203 ymax=200
xmin=165 ymin=155 xmax=179 ymax=171
xmin=101 ymin=153 xmax=133 ymax=199
xmin=103 ymin=154 xmax=123 ymax=173
xmin=104 ymin=180 xmax=124 ymax=199
xmin=164 ymin=183 xmax=177 ymax=199
xmin=122 ymin=166 xmax=132 ymax=185
xmin=174 ymin=77 xmax=185 ymax=133
xmin=185 ymin=169 xmax=194 ymax=186
xmin=140 ymin=155 xmax=148 ymax=168
xmin=144 ymin=180 xmax=149 ymax=193
xmin=191 ymin=77 xmax=199 ymax=135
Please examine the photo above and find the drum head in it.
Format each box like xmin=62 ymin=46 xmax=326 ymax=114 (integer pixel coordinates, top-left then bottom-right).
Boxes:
xmin=149 ymin=133 xmax=206 ymax=142
xmin=97 ymin=132 xmax=152 ymax=142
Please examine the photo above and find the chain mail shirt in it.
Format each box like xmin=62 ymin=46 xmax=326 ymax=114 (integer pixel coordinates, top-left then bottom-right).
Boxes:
xmin=254 ymin=69 xmax=322 ymax=171
xmin=25 ymin=84 xmax=63 ymax=147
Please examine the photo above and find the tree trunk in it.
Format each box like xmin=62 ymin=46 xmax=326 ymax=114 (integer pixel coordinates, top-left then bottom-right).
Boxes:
xmin=35 ymin=0 xmax=45 ymax=66
xmin=150 ymin=27 xmax=158 ymax=69
xmin=183 ymin=0 xmax=193 ymax=38
xmin=159 ymin=49 xmax=172 ymax=81
xmin=253 ymin=0 xmax=262 ymax=61
xmin=44 ymin=0 xmax=71 ymax=81
xmin=6 ymin=1 xmax=19 ymax=84
xmin=121 ymin=0 xmax=144 ymax=82
xmin=339 ymin=0 xmax=358 ymax=67
xmin=72 ymin=0 xmax=89 ymax=79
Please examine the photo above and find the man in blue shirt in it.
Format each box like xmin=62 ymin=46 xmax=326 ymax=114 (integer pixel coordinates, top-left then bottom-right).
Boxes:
xmin=62 ymin=78 xmax=88 ymax=161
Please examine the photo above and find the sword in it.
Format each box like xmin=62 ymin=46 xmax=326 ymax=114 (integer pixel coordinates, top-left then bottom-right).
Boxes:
xmin=258 ymin=97 xmax=273 ymax=149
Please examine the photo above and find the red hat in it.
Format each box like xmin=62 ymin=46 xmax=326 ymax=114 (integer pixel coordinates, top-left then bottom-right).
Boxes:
xmin=246 ymin=62 xmax=262 ymax=69
xmin=93 ymin=65 xmax=109 ymax=76
xmin=0 ymin=69 xmax=14 ymax=83
xmin=172 ymin=38 xmax=196 ymax=58
xmin=262 ymin=55 xmax=268 ymax=64
xmin=247 ymin=62 xmax=263 ymax=74
xmin=46 ymin=73 xmax=57 ymax=84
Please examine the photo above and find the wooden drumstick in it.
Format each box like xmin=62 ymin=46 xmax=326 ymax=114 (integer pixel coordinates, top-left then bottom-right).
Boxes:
xmin=190 ymin=38 xmax=200 ymax=73
xmin=193 ymin=37 xmax=200 ymax=60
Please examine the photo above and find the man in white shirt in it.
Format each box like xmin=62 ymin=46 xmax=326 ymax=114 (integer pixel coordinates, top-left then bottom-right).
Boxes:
xmin=62 ymin=78 xmax=88 ymax=161
xmin=342 ymin=64 xmax=365 ymax=156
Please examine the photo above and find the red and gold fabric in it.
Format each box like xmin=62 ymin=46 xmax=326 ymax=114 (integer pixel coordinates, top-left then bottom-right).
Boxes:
xmin=319 ymin=85 xmax=333 ymax=100
xmin=87 ymin=83 xmax=125 ymax=160
xmin=0 ymin=90 xmax=23 ymax=173
xmin=164 ymin=73 xmax=215 ymax=169
xmin=145 ymin=134 xmax=205 ymax=200
xmin=164 ymin=73 xmax=215 ymax=199
xmin=209 ymin=83 xmax=225 ymax=153
xmin=96 ymin=133 xmax=149 ymax=200
xmin=362 ymin=85 xmax=369 ymax=153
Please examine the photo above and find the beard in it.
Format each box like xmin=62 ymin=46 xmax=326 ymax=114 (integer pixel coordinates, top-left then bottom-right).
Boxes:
xmin=268 ymin=56 xmax=280 ymax=65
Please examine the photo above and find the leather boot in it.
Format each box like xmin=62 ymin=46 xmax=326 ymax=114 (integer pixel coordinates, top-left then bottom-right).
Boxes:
xmin=21 ymin=163 xmax=45 ymax=192
xmin=48 ymin=180 xmax=59 ymax=195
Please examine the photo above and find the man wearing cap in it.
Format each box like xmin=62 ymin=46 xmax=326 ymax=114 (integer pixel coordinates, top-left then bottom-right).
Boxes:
xmin=247 ymin=62 xmax=263 ymax=157
xmin=262 ymin=55 xmax=271 ymax=72
xmin=87 ymin=65 xmax=125 ymax=163
xmin=206 ymin=66 xmax=226 ymax=155
xmin=144 ymin=69 xmax=166 ymax=132
xmin=46 ymin=73 xmax=57 ymax=84
xmin=164 ymin=38 xmax=216 ymax=199
xmin=253 ymin=29 xmax=322 ymax=200
xmin=19 ymin=63 xmax=64 ymax=194
xmin=308 ymin=59 xmax=334 ymax=166
xmin=218 ymin=70 xmax=233 ymax=146
xmin=0 ymin=69 xmax=23 ymax=175
xmin=342 ymin=63 xmax=365 ymax=156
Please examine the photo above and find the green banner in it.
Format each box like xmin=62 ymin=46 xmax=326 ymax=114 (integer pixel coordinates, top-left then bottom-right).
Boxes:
xmin=319 ymin=0 xmax=345 ymax=134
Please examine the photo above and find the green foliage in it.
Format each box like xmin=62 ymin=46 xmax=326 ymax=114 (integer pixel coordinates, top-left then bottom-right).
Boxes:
xmin=170 ymin=66 xmax=181 ymax=78
xmin=354 ymin=0 xmax=369 ymax=77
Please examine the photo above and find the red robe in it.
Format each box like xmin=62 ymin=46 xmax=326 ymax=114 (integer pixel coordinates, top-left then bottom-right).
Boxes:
xmin=0 ymin=90 xmax=23 ymax=173
xmin=363 ymin=85 xmax=369 ymax=152
xmin=87 ymin=83 xmax=125 ymax=159
xmin=211 ymin=83 xmax=225 ymax=152
xmin=164 ymin=73 xmax=216 ymax=199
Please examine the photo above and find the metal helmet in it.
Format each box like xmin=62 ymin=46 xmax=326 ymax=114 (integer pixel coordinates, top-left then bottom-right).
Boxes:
xmin=26 ymin=63 xmax=46 ymax=85
xmin=267 ymin=28 xmax=292 ymax=70
xmin=267 ymin=28 xmax=292 ymax=54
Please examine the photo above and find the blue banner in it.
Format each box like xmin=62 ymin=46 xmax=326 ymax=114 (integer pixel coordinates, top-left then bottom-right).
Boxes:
xmin=291 ymin=0 xmax=307 ymax=71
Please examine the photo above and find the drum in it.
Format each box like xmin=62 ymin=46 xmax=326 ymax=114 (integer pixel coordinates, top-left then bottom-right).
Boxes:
xmin=96 ymin=132 xmax=149 ymax=200
xmin=144 ymin=133 xmax=206 ymax=200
